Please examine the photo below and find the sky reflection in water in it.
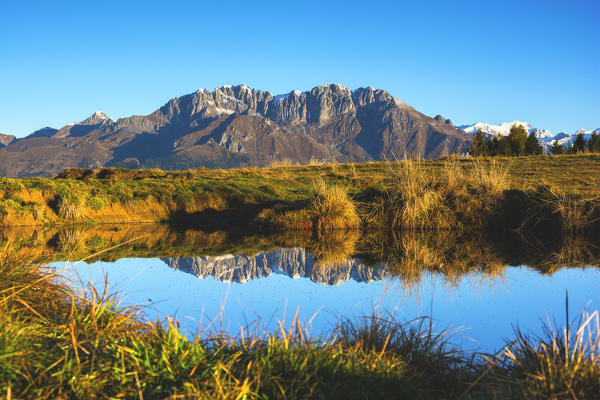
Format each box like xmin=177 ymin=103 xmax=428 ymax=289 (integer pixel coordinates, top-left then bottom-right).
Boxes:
xmin=54 ymin=252 xmax=600 ymax=353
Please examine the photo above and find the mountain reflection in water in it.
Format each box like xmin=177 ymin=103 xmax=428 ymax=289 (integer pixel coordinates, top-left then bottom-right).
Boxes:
xmin=163 ymin=248 xmax=388 ymax=285
xmin=3 ymin=223 xmax=600 ymax=351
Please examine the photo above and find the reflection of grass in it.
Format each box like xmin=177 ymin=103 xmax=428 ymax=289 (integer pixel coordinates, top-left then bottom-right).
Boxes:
xmin=3 ymin=224 xmax=600 ymax=285
xmin=307 ymin=229 xmax=359 ymax=267
xmin=359 ymin=230 xmax=508 ymax=291
xmin=533 ymin=235 xmax=600 ymax=275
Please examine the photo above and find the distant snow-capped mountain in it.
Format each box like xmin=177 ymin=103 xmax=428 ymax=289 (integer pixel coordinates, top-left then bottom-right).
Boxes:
xmin=457 ymin=120 xmax=553 ymax=140
xmin=457 ymin=121 xmax=600 ymax=150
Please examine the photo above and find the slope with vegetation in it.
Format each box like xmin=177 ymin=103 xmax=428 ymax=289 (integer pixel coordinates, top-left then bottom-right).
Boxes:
xmin=0 ymin=155 xmax=600 ymax=236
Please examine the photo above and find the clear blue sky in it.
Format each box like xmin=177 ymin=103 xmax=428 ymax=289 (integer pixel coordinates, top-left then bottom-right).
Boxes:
xmin=1 ymin=0 xmax=598 ymax=137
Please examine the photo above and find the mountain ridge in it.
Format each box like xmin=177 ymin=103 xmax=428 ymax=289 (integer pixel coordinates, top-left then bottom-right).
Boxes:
xmin=162 ymin=247 xmax=389 ymax=286
xmin=0 ymin=84 xmax=472 ymax=177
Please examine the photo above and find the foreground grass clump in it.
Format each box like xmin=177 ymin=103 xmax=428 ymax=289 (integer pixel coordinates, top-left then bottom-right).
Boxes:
xmin=486 ymin=311 xmax=600 ymax=399
xmin=2 ymin=255 xmax=600 ymax=398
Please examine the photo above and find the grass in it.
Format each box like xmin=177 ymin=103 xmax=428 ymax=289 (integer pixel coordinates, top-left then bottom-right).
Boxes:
xmin=55 ymin=191 xmax=85 ymax=220
xmin=2 ymin=155 xmax=600 ymax=397
xmin=0 ymin=154 xmax=599 ymax=232
xmin=484 ymin=307 xmax=600 ymax=399
xmin=539 ymin=186 xmax=600 ymax=233
xmin=1 ymin=253 xmax=599 ymax=398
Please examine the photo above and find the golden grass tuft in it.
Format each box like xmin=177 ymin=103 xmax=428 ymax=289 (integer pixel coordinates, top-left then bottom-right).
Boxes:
xmin=308 ymin=179 xmax=360 ymax=231
xmin=490 ymin=309 xmax=600 ymax=398
xmin=56 ymin=192 xmax=85 ymax=220
xmin=542 ymin=186 xmax=600 ymax=233
xmin=386 ymin=159 xmax=454 ymax=230
xmin=470 ymin=159 xmax=509 ymax=197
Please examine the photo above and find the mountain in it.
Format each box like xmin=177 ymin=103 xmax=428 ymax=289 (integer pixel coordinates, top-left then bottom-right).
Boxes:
xmin=162 ymin=247 xmax=389 ymax=286
xmin=458 ymin=120 xmax=553 ymax=140
xmin=0 ymin=84 xmax=472 ymax=177
xmin=458 ymin=121 xmax=600 ymax=151
xmin=0 ymin=133 xmax=16 ymax=147
xmin=26 ymin=127 xmax=59 ymax=138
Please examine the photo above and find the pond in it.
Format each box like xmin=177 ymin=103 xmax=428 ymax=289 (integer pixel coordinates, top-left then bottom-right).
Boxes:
xmin=5 ymin=223 xmax=600 ymax=353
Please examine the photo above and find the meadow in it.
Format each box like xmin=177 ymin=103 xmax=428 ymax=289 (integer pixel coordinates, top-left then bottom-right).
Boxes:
xmin=0 ymin=154 xmax=599 ymax=235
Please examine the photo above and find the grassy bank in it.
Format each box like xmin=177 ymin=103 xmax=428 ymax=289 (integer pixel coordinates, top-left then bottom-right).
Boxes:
xmin=0 ymin=155 xmax=599 ymax=233
xmin=1 ymin=255 xmax=599 ymax=399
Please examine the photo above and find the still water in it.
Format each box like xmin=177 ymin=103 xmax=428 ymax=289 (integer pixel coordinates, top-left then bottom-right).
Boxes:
xmin=29 ymin=223 xmax=598 ymax=353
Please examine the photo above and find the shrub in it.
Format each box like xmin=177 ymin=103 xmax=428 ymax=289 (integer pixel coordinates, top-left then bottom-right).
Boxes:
xmin=0 ymin=178 xmax=25 ymax=198
xmin=88 ymin=196 xmax=106 ymax=211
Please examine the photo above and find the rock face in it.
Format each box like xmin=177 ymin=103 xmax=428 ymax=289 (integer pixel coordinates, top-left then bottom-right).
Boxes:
xmin=0 ymin=133 xmax=15 ymax=147
xmin=0 ymin=84 xmax=472 ymax=177
xmin=162 ymin=247 xmax=389 ymax=286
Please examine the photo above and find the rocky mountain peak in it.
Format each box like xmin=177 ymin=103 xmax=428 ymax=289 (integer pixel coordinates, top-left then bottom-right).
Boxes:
xmin=0 ymin=133 xmax=16 ymax=147
xmin=352 ymin=86 xmax=395 ymax=107
xmin=80 ymin=111 xmax=114 ymax=125
xmin=434 ymin=115 xmax=453 ymax=126
xmin=26 ymin=127 xmax=59 ymax=139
